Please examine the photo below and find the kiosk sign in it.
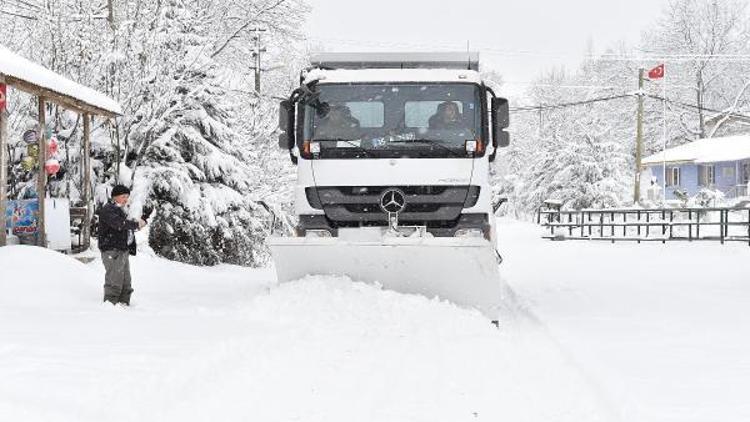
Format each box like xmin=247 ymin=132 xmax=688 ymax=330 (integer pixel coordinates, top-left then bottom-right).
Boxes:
xmin=4 ymin=199 xmax=39 ymax=236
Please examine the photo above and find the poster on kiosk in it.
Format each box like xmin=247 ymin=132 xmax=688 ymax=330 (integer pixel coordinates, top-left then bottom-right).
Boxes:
xmin=4 ymin=199 xmax=71 ymax=251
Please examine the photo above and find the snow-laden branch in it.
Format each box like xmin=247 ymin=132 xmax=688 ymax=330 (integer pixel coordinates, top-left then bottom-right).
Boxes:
xmin=210 ymin=0 xmax=287 ymax=59
xmin=707 ymin=78 xmax=750 ymax=138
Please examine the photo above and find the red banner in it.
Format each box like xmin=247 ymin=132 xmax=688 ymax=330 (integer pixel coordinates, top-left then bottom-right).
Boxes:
xmin=0 ymin=83 xmax=6 ymax=111
xmin=648 ymin=64 xmax=665 ymax=80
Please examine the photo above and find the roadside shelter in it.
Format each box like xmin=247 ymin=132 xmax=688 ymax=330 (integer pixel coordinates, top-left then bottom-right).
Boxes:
xmin=1 ymin=43 xmax=123 ymax=249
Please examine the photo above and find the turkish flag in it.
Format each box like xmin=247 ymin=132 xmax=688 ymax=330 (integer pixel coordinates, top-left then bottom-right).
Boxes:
xmin=0 ymin=83 xmax=6 ymax=111
xmin=648 ymin=64 xmax=665 ymax=80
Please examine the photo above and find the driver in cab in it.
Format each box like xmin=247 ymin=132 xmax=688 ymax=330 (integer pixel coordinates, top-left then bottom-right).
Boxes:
xmin=315 ymin=104 xmax=360 ymax=141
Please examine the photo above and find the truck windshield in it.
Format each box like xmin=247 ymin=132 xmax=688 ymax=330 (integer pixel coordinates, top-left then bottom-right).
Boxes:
xmin=302 ymin=83 xmax=483 ymax=159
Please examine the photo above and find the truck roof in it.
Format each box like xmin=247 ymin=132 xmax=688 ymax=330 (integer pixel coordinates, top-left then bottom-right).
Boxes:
xmin=303 ymin=68 xmax=483 ymax=85
xmin=310 ymin=52 xmax=480 ymax=71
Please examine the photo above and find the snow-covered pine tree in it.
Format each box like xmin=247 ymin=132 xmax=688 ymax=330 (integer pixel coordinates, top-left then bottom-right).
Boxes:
xmin=133 ymin=0 xmax=267 ymax=266
xmin=519 ymin=112 xmax=630 ymax=210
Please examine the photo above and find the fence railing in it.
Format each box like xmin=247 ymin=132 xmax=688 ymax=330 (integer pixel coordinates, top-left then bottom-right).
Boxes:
xmin=537 ymin=206 xmax=750 ymax=245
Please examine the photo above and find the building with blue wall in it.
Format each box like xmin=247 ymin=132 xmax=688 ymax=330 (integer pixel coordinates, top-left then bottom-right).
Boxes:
xmin=642 ymin=135 xmax=750 ymax=200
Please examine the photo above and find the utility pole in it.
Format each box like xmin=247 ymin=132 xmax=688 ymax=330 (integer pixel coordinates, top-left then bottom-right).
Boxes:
xmin=634 ymin=68 xmax=645 ymax=204
xmin=538 ymin=104 xmax=543 ymax=130
xmin=696 ymin=70 xmax=705 ymax=138
xmin=250 ymin=28 xmax=267 ymax=94
xmin=0 ymin=75 xmax=7 ymax=246
xmin=107 ymin=0 xmax=115 ymax=28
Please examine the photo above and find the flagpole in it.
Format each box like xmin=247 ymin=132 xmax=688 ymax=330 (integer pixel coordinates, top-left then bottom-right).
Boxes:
xmin=662 ymin=65 xmax=667 ymax=203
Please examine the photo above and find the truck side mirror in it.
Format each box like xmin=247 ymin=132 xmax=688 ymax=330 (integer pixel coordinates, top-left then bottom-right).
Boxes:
xmin=492 ymin=97 xmax=509 ymax=129
xmin=278 ymin=100 xmax=295 ymax=150
xmin=496 ymin=131 xmax=510 ymax=148
xmin=490 ymin=97 xmax=510 ymax=159
xmin=278 ymin=133 xmax=290 ymax=149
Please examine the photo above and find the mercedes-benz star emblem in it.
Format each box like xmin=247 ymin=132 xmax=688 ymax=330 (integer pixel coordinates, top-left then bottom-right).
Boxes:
xmin=380 ymin=189 xmax=406 ymax=214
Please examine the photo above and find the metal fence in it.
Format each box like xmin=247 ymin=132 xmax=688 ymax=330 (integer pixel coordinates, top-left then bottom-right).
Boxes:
xmin=537 ymin=206 xmax=750 ymax=245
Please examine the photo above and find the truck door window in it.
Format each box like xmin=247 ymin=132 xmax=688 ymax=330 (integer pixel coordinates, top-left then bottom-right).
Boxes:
xmin=405 ymin=101 xmax=464 ymax=128
xmin=345 ymin=102 xmax=384 ymax=127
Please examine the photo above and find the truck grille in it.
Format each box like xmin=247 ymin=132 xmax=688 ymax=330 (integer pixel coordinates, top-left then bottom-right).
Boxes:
xmin=306 ymin=185 xmax=480 ymax=225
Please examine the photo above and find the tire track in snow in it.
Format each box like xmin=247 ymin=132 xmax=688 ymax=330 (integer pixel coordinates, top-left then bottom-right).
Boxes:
xmin=497 ymin=278 xmax=624 ymax=422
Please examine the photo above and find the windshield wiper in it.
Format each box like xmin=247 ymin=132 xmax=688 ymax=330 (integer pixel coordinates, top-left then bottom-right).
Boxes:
xmin=387 ymin=139 xmax=467 ymax=158
xmin=313 ymin=138 xmax=373 ymax=158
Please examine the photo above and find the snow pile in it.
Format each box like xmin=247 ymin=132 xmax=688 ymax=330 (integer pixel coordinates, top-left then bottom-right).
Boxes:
xmin=0 ymin=248 xmax=611 ymax=422
xmin=118 ymin=276 xmax=610 ymax=422
xmin=4 ymin=224 xmax=747 ymax=421
xmin=0 ymin=245 xmax=100 ymax=309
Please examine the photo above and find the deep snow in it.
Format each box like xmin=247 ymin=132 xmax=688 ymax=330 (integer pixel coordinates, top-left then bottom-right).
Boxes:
xmin=1 ymin=220 xmax=748 ymax=421
xmin=499 ymin=219 xmax=750 ymax=422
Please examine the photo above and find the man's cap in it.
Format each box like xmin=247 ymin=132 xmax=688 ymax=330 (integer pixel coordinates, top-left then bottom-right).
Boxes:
xmin=111 ymin=185 xmax=131 ymax=198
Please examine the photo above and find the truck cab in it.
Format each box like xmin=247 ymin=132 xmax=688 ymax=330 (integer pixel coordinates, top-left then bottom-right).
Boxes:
xmin=278 ymin=52 xmax=510 ymax=240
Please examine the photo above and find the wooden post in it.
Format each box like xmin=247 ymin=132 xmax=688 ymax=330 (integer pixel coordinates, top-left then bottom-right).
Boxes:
xmin=0 ymin=75 xmax=7 ymax=246
xmin=37 ymin=96 xmax=47 ymax=247
xmin=580 ymin=211 xmax=584 ymax=238
xmin=82 ymin=114 xmax=92 ymax=250
xmin=634 ymin=68 xmax=645 ymax=204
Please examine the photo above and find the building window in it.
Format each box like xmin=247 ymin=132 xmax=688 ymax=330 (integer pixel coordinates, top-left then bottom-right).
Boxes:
xmin=666 ymin=167 xmax=681 ymax=187
xmin=722 ymin=166 xmax=735 ymax=179
xmin=743 ymin=162 xmax=750 ymax=184
xmin=698 ymin=164 xmax=715 ymax=187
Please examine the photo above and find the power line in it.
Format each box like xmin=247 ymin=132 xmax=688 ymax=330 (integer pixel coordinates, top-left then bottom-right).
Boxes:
xmin=309 ymin=36 xmax=750 ymax=63
xmin=508 ymin=91 xmax=750 ymax=122
xmin=647 ymin=94 xmax=750 ymax=120
xmin=503 ymin=81 xmax=620 ymax=89
xmin=510 ymin=94 xmax=633 ymax=112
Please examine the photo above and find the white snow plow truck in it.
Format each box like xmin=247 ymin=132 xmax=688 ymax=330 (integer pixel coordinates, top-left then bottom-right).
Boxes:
xmin=270 ymin=52 xmax=510 ymax=320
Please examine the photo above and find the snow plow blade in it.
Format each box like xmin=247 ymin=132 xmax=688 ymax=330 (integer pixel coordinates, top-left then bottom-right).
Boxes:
xmin=268 ymin=234 xmax=502 ymax=319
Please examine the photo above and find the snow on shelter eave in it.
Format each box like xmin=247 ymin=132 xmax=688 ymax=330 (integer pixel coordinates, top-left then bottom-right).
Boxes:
xmin=0 ymin=44 xmax=122 ymax=118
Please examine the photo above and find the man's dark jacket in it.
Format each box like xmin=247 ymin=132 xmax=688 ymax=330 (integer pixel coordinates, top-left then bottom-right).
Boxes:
xmin=98 ymin=202 xmax=138 ymax=252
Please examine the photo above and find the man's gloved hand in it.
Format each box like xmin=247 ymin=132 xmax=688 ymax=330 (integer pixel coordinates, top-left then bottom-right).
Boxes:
xmin=142 ymin=205 xmax=154 ymax=221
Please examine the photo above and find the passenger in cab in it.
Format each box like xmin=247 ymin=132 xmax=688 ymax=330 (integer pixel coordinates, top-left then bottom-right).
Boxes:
xmin=428 ymin=101 xmax=464 ymax=129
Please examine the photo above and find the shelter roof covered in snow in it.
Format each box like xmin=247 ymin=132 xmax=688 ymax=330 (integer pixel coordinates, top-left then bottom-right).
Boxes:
xmin=642 ymin=135 xmax=750 ymax=165
xmin=0 ymin=43 xmax=122 ymax=117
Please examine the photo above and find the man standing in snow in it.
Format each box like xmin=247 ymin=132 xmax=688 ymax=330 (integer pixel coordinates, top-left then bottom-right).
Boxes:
xmin=98 ymin=185 xmax=146 ymax=306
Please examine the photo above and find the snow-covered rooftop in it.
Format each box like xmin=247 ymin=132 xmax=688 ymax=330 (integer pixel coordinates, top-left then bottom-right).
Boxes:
xmin=0 ymin=44 xmax=122 ymax=116
xmin=642 ymin=135 xmax=750 ymax=165
xmin=304 ymin=68 xmax=483 ymax=85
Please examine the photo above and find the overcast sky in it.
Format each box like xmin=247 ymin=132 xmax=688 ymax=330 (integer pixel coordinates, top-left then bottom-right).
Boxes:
xmin=304 ymin=0 xmax=672 ymax=94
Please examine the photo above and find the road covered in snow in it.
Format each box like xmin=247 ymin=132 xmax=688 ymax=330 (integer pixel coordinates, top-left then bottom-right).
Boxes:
xmin=1 ymin=220 xmax=748 ymax=421
xmin=499 ymin=219 xmax=750 ymax=422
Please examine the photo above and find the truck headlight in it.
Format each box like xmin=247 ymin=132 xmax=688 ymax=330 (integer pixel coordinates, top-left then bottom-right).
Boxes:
xmin=454 ymin=228 xmax=483 ymax=238
xmin=305 ymin=229 xmax=332 ymax=238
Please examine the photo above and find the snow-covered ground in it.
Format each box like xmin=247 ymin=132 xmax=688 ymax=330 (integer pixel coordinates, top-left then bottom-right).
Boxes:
xmin=1 ymin=220 xmax=748 ymax=421
xmin=499 ymin=219 xmax=750 ymax=422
